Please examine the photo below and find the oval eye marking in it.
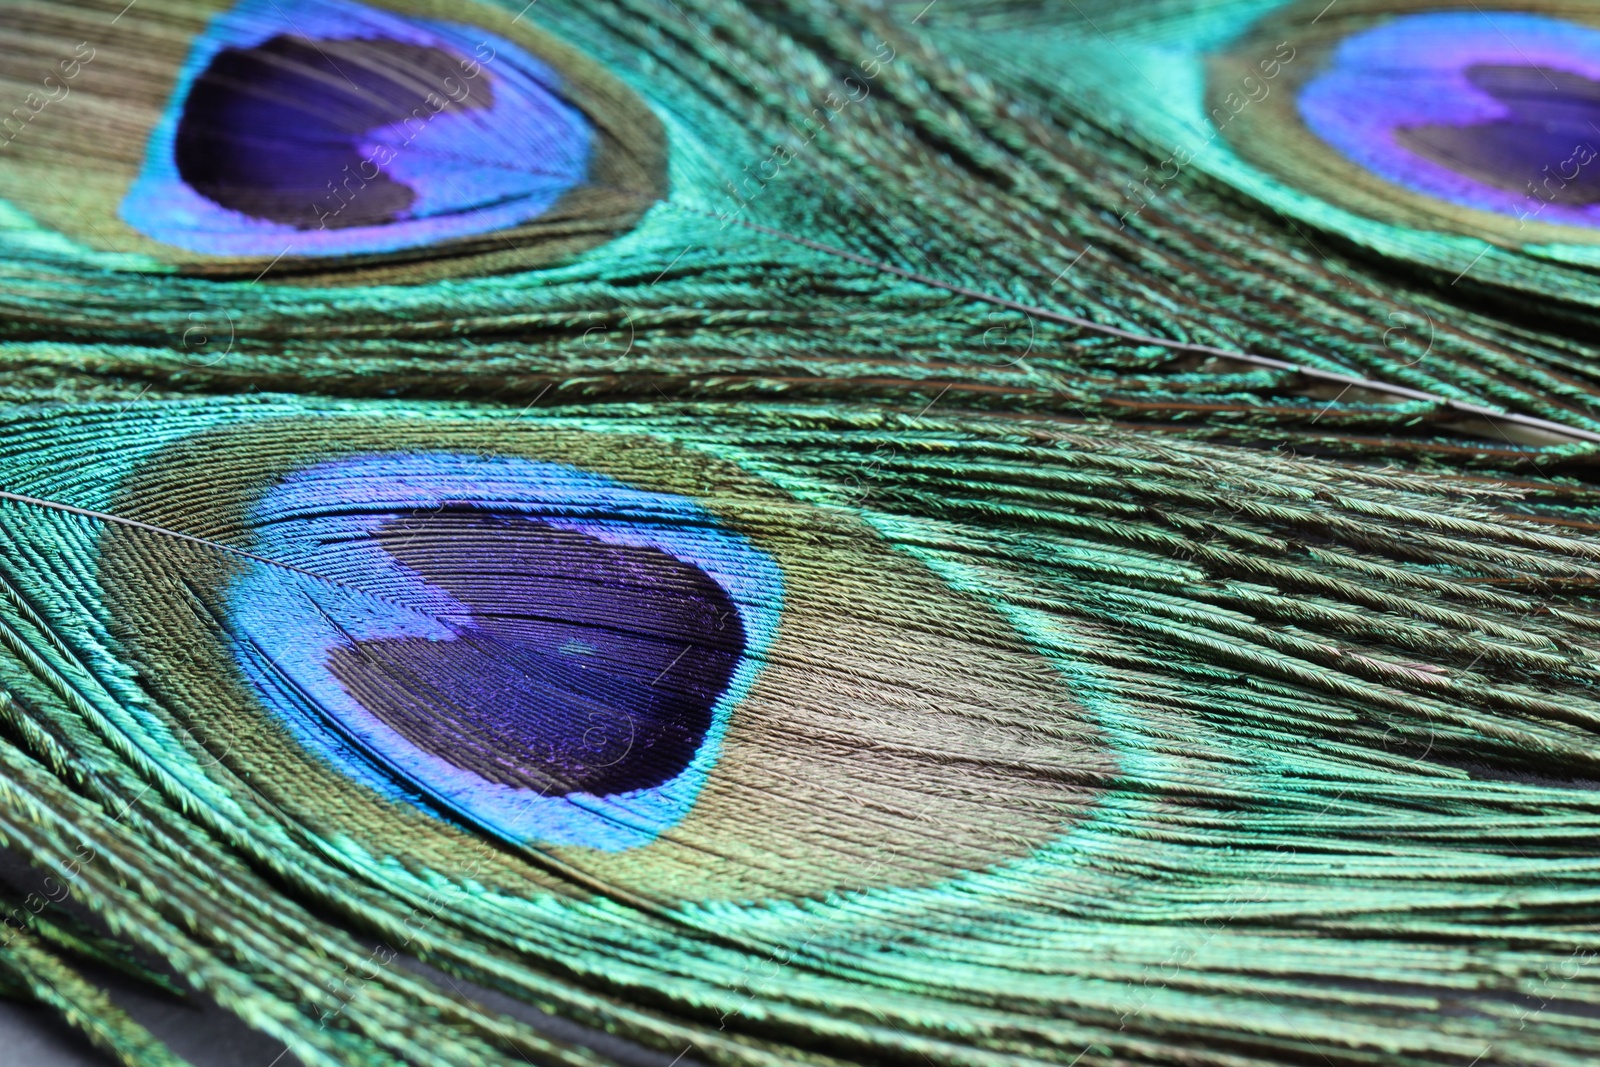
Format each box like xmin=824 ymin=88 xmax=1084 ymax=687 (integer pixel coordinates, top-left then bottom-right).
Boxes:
xmin=122 ymin=0 xmax=597 ymax=257
xmin=214 ymin=450 xmax=782 ymax=852
xmin=0 ymin=0 xmax=666 ymax=279
xmin=1282 ymin=9 xmax=1600 ymax=230
xmin=98 ymin=417 xmax=1113 ymax=901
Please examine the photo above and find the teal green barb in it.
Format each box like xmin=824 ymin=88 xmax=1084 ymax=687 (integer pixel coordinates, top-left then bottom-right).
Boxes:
xmin=2 ymin=0 xmax=1600 ymax=1065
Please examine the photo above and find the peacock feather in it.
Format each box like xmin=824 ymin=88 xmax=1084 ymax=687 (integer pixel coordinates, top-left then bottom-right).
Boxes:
xmin=0 ymin=0 xmax=1597 ymax=1065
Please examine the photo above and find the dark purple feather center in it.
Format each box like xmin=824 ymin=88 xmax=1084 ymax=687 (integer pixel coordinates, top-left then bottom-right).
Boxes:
xmin=325 ymin=509 xmax=744 ymax=796
xmin=174 ymin=35 xmax=490 ymax=228
xmin=1397 ymin=64 xmax=1600 ymax=204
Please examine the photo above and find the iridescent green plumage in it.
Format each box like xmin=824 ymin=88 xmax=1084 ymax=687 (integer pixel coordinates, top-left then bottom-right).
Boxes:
xmin=0 ymin=0 xmax=1598 ymax=1065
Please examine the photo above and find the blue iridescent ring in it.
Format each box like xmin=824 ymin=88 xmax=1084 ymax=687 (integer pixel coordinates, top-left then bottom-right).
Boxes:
xmin=1298 ymin=11 xmax=1600 ymax=228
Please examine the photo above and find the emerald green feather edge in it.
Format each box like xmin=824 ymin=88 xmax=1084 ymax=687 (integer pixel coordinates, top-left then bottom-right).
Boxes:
xmin=1 ymin=332 xmax=1597 ymax=482
xmin=0 ymin=396 xmax=1594 ymax=1064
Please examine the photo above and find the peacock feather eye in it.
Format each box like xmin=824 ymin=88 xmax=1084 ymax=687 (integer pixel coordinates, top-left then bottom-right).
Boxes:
xmin=1212 ymin=0 xmax=1600 ymax=252
xmin=1299 ymin=11 xmax=1600 ymax=226
xmin=91 ymin=406 xmax=1111 ymax=900
xmin=219 ymin=452 xmax=779 ymax=851
xmin=0 ymin=0 xmax=665 ymax=280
